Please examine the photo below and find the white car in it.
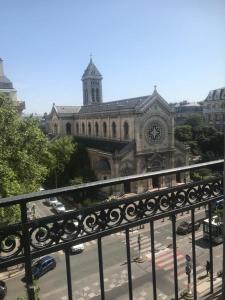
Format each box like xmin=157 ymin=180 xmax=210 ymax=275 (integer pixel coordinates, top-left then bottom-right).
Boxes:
xmin=48 ymin=197 xmax=60 ymax=206
xmin=54 ymin=203 xmax=66 ymax=214
xmin=70 ymin=243 xmax=84 ymax=254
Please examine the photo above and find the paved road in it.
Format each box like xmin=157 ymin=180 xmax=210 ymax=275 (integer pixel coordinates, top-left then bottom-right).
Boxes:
xmin=4 ymin=204 xmax=222 ymax=300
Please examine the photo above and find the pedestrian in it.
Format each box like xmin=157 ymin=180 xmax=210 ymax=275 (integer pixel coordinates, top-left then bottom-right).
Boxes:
xmin=206 ymin=260 xmax=210 ymax=276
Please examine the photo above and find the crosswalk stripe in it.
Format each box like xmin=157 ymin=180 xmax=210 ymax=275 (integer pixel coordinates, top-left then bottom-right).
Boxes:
xmin=130 ymin=236 xmax=149 ymax=245
xmin=157 ymin=254 xmax=183 ymax=268
xmin=155 ymin=252 xmax=173 ymax=263
xmin=164 ymin=257 xmax=185 ymax=270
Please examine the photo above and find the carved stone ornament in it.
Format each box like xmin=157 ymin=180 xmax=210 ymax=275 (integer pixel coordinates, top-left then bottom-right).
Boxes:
xmin=144 ymin=121 xmax=165 ymax=144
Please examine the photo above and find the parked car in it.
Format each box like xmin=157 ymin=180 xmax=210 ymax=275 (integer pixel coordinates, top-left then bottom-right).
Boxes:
xmin=31 ymin=256 xmax=56 ymax=279
xmin=176 ymin=220 xmax=201 ymax=235
xmin=69 ymin=243 xmax=84 ymax=254
xmin=45 ymin=197 xmax=60 ymax=206
xmin=0 ymin=281 xmax=7 ymax=299
xmin=53 ymin=202 xmax=66 ymax=214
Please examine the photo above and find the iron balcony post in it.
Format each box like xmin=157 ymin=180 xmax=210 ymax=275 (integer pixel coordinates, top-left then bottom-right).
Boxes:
xmin=191 ymin=208 xmax=197 ymax=299
xmin=208 ymin=202 xmax=214 ymax=293
xmin=125 ymin=229 xmax=133 ymax=300
xmin=98 ymin=237 xmax=105 ymax=300
xmin=150 ymin=221 xmax=157 ymax=300
xmin=65 ymin=248 xmax=73 ymax=300
xmin=172 ymin=213 xmax=179 ymax=300
xmin=20 ymin=202 xmax=36 ymax=300
xmin=222 ymin=128 xmax=225 ymax=299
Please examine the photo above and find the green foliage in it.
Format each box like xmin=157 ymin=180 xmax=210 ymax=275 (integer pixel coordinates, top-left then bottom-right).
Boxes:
xmin=16 ymin=280 xmax=40 ymax=300
xmin=175 ymin=125 xmax=192 ymax=142
xmin=190 ymin=168 xmax=212 ymax=181
xmin=44 ymin=136 xmax=75 ymax=188
xmin=0 ymin=93 xmax=51 ymax=225
xmin=45 ymin=139 xmax=96 ymax=189
xmin=175 ymin=114 xmax=224 ymax=161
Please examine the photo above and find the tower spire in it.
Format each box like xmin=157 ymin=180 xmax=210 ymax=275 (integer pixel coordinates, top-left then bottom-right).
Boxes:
xmin=82 ymin=59 xmax=103 ymax=105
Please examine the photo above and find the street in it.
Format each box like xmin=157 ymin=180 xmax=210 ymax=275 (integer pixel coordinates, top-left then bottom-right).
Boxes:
xmin=4 ymin=202 xmax=223 ymax=300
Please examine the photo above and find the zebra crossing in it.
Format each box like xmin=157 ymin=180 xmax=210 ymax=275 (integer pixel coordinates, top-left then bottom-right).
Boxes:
xmin=122 ymin=231 xmax=165 ymax=258
xmin=123 ymin=231 xmax=205 ymax=287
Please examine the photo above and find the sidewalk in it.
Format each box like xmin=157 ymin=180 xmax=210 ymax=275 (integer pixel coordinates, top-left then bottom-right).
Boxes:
xmin=0 ymin=264 xmax=24 ymax=281
xmin=197 ymin=274 xmax=222 ymax=299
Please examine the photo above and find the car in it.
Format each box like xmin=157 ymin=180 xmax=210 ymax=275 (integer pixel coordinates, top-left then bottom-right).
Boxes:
xmin=31 ymin=256 xmax=56 ymax=279
xmin=53 ymin=202 xmax=66 ymax=213
xmin=45 ymin=197 xmax=60 ymax=206
xmin=69 ymin=243 xmax=84 ymax=254
xmin=176 ymin=220 xmax=201 ymax=235
xmin=0 ymin=281 xmax=7 ymax=299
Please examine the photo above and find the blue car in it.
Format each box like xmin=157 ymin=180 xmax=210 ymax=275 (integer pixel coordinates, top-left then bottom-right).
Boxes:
xmin=31 ymin=256 xmax=56 ymax=279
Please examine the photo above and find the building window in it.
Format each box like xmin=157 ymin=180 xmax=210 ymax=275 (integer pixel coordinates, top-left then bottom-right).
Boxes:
xmin=103 ymin=122 xmax=107 ymax=137
xmin=95 ymin=122 xmax=99 ymax=136
xmin=112 ymin=122 xmax=116 ymax=138
xmin=76 ymin=123 xmax=79 ymax=135
xmin=124 ymin=121 xmax=129 ymax=139
xmin=88 ymin=122 xmax=91 ymax=135
xmin=66 ymin=123 xmax=72 ymax=135
xmin=53 ymin=123 xmax=58 ymax=135
xmin=92 ymin=88 xmax=95 ymax=102
xmin=96 ymin=88 xmax=99 ymax=102
xmin=82 ymin=123 xmax=85 ymax=135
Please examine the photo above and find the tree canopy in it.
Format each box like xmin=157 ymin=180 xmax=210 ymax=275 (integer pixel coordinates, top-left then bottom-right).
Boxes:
xmin=175 ymin=114 xmax=224 ymax=161
xmin=0 ymin=93 xmax=51 ymax=224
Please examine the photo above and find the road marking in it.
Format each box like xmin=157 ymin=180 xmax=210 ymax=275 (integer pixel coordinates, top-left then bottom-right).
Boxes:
xmin=157 ymin=254 xmax=184 ymax=268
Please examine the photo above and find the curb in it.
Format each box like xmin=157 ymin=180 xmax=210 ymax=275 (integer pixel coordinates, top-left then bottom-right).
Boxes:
xmin=0 ymin=266 xmax=24 ymax=281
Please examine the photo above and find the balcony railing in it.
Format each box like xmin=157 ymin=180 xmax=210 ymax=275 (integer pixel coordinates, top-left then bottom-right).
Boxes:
xmin=0 ymin=159 xmax=224 ymax=300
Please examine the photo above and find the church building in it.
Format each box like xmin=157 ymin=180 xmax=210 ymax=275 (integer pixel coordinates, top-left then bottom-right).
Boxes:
xmin=47 ymin=59 xmax=189 ymax=193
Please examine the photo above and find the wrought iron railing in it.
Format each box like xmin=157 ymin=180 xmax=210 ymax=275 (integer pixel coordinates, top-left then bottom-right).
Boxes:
xmin=0 ymin=159 xmax=224 ymax=300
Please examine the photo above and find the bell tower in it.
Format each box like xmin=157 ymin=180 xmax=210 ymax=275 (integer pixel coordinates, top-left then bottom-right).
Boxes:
xmin=82 ymin=58 xmax=103 ymax=105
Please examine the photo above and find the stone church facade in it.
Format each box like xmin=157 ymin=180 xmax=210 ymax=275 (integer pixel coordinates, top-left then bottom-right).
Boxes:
xmin=47 ymin=59 xmax=189 ymax=193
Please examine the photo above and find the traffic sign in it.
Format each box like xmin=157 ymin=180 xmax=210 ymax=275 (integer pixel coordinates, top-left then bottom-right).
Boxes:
xmin=186 ymin=254 xmax=191 ymax=262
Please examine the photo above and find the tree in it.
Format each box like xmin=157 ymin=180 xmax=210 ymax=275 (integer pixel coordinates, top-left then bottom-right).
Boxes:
xmin=175 ymin=114 xmax=224 ymax=161
xmin=175 ymin=125 xmax=192 ymax=142
xmin=0 ymin=93 xmax=51 ymax=225
xmin=44 ymin=136 xmax=75 ymax=188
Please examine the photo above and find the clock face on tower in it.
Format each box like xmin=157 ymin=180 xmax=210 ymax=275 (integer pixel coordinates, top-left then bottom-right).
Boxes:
xmin=144 ymin=121 xmax=164 ymax=144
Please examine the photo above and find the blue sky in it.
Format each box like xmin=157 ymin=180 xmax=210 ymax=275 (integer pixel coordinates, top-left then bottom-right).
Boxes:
xmin=1 ymin=0 xmax=225 ymax=114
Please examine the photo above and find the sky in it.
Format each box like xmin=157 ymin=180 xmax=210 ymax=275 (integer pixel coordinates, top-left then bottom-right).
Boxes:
xmin=1 ymin=0 xmax=225 ymax=114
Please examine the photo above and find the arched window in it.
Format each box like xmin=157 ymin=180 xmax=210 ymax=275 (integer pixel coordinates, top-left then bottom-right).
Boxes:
xmin=88 ymin=122 xmax=91 ymax=135
xmin=124 ymin=121 xmax=129 ymax=139
xmin=54 ymin=123 xmax=58 ymax=135
xmin=92 ymin=88 xmax=95 ymax=102
xmin=96 ymin=88 xmax=99 ymax=102
xmin=82 ymin=123 xmax=85 ymax=135
xmin=66 ymin=123 xmax=72 ymax=135
xmin=76 ymin=123 xmax=79 ymax=135
xmin=112 ymin=122 xmax=116 ymax=138
xmin=95 ymin=122 xmax=99 ymax=136
xmin=103 ymin=122 xmax=107 ymax=137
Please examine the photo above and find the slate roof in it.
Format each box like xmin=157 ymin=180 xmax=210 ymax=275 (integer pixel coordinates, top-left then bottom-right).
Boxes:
xmin=206 ymin=87 xmax=225 ymax=101
xmin=55 ymin=106 xmax=81 ymax=114
xmin=74 ymin=136 xmax=130 ymax=154
xmin=82 ymin=59 xmax=102 ymax=80
xmin=79 ymin=95 xmax=150 ymax=114
xmin=0 ymin=76 xmax=13 ymax=89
